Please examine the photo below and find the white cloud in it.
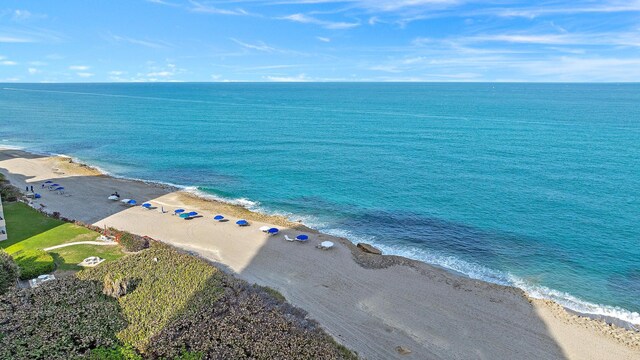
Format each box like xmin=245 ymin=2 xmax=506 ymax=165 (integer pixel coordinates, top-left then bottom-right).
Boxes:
xmin=264 ymin=73 xmax=310 ymax=82
xmin=487 ymin=2 xmax=640 ymax=18
xmin=146 ymin=0 xmax=181 ymax=7
xmin=368 ymin=64 xmax=402 ymax=73
xmin=69 ymin=65 xmax=90 ymax=70
xmin=1 ymin=60 xmax=17 ymax=66
xmin=189 ymin=1 xmax=250 ymax=16
xmin=0 ymin=35 xmax=33 ymax=43
xmin=147 ymin=71 xmax=173 ymax=77
xmin=12 ymin=10 xmax=32 ymax=21
xmin=27 ymin=68 xmax=39 ymax=74
xmin=316 ymin=36 xmax=331 ymax=42
xmin=281 ymin=13 xmax=359 ymax=29
xmin=77 ymin=72 xmax=94 ymax=77
xmin=231 ymin=38 xmax=278 ymax=52
xmin=109 ymin=70 xmax=125 ymax=76
xmin=109 ymin=34 xmax=171 ymax=49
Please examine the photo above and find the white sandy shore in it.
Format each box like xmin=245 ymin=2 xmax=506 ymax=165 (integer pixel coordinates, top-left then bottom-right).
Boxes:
xmin=1 ymin=149 xmax=638 ymax=360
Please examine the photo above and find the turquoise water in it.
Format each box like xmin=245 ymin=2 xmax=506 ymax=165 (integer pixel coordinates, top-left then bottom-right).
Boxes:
xmin=1 ymin=83 xmax=639 ymax=324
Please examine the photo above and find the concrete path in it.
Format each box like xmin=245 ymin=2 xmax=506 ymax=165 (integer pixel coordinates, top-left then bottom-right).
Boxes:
xmin=43 ymin=241 xmax=118 ymax=251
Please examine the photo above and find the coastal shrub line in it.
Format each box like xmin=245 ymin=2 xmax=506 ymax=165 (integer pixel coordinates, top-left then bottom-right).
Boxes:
xmin=0 ymin=250 xmax=19 ymax=295
xmin=117 ymin=232 xmax=149 ymax=252
xmin=12 ymin=248 xmax=55 ymax=280
xmin=77 ymin=243 xmax=221 ymax=351
xmin=0 ymin=277 xmax=127 ymax=360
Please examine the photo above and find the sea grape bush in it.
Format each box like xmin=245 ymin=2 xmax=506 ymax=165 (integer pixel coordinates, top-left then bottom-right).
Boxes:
xmin=117 ymin=231 xmax=149 ymax=252
xmin=0 ymin=236 xmax=357 ymax=359
xmin=77 ymin=243 xmax=220 ymax=351
xmin=12 ymin=248 xmax=55 ymax=280
xmin=78 ymin=243 xmax=357 ymax=359
xmin=147 ymin=275 xmax=357 ymax=359
xmin=0 ymin=277 xmax=127 ymax=360
xmin=0 ymin=250 xmax=19 ymax=295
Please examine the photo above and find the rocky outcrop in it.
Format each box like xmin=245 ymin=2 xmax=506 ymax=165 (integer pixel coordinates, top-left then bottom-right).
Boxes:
xmin=357 ymin=243 xmax=382 ymax=255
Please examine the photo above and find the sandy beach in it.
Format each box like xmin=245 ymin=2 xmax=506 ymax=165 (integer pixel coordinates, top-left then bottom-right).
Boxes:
xmin=1 ymin=148 xmax=638 ymax=360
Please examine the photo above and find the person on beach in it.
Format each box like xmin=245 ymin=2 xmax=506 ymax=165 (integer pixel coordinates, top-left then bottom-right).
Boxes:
xmin=30 ymin=185 xmax=34 ymax=193
xmin=25 ymin=186 xmax=29 ymax=192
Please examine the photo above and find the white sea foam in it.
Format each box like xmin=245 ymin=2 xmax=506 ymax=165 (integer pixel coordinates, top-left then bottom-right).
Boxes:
xmin=353 ymin=238 xmax=640 ymax=326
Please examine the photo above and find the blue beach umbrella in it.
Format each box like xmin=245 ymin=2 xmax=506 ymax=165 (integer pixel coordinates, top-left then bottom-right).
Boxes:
xmin=141 ymin=203 xmax=152 ymax=208
xmin=174 ymin=209 xmax=185 ymax=215
xmin=296 ymin=234 xmax=309 ymax=241
xmin=179 ymin=213 xmax=190 ymax=218
xmin=267 ymin=227 xmax=279 ymax=235
xmin=50 ymin=183 xmax=59 ymax=187
xmin=213 ymin=215 xmax=225 ymax=221
xmin=128 ymin=199 xmax=137 ymax=205
xmin=236 ymin=219 xmax=248 ymax=226
xmin=44 ymin=180 xmax=53 ymax=184
xmin=55 ymin=187 xmax=64 ymax=191
xmin=187 ymin=211 xmax=198 ymax=217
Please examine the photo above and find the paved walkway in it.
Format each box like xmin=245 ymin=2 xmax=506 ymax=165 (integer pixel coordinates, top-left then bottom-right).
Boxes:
xmin=43 ymin=241 xmax=118 ymax=251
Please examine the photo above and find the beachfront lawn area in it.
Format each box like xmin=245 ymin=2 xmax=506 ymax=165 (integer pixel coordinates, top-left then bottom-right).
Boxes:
xmin=51 ymin=244 xmax=124 ymax=271
xmin=1 ymin=202 xmax=125 ymax=274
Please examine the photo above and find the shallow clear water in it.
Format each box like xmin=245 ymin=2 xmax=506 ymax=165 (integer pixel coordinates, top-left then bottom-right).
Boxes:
xmin=1 ymin=83 xmax=639 ymax=324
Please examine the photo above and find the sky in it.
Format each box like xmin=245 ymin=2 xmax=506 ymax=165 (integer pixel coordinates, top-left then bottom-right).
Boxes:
xmin=1 ymin=0 xmax=640 ymax=82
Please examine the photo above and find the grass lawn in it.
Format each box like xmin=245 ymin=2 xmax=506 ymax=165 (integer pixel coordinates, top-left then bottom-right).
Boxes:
xmin=51 ymin=244 xmax=124 ymax=271
xmin=1 ymin=202 xmax=125 ymax=272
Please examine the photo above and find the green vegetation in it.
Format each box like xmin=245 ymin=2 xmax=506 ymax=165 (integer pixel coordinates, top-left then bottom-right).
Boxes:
xmin=0 ymin=173 xmax=21 ymax=202
xmin=78 ymin=243 xmax=221 ymax=351
xmin=12 ymin=248 xmax=55 ymax=280
xmin=1 ymin=202 xmax=64 ymax=249
xmin=118 ymin=232 xmax=149 ymax=252
xmin=0 ymin=199 xmax=356 ymax=359
xmin=78 ymin=243 xmax=358 ymax=359
xmin=0 ymin=277 xmax=127 ymax=360
xmin=88 ymin=345 xmax=144 ymax=360
xmin=0 ymin=243 xmax=356 ymax=359
xmin=0 ymin=250 xmax=19 ymax=294
xmin=1 ymin=202 xmax=125 ymax=276
xmin=51 ymin=244 xmax=125 ymax=271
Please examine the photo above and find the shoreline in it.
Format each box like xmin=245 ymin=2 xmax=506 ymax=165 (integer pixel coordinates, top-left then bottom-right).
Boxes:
xmin=7 ymin=145 xmax=639 ymax=329
xmin=1 ymin=147 xmax=639 ymax=359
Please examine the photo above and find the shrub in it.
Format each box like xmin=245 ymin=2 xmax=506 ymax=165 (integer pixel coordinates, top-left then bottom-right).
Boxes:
xmin=0 ymin=175 xmax=21 ymax=202
xmin=118 ymin=232 xmax=149 ymax=252
xmin=88 ymin=345 xmax=143 ymax=360
xmin=12 ymin=249 xmax=55 ymax=280
xmin=78 ymin=243 xmax=220 ymax=351
xmin=0 ymin=250 xmax=19 ymax=294
xmin=147 ymin=275 xmax=357 ymax=359
xmin=0 ymin=185 xmax=21 ymax=202
xmin=0 ymin=277 xmax=127 ymax=360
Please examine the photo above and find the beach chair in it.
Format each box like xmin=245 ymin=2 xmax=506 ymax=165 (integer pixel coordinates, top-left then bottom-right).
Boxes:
xmin=284 ymin=235 xmax=295 ymax=242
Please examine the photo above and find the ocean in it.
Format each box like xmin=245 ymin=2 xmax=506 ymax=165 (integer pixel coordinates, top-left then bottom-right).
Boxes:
xmin=1 ymin=83 xmax=639 ymax=325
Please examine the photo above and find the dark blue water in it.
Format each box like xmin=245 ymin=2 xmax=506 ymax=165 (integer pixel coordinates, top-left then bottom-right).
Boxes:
xmin=1 ymin=83 xmax=639 ymax=324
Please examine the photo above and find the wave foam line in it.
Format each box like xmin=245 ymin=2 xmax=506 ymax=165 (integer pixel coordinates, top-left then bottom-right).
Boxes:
xmin=332 ymin=234 xmax=640 ymax=326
